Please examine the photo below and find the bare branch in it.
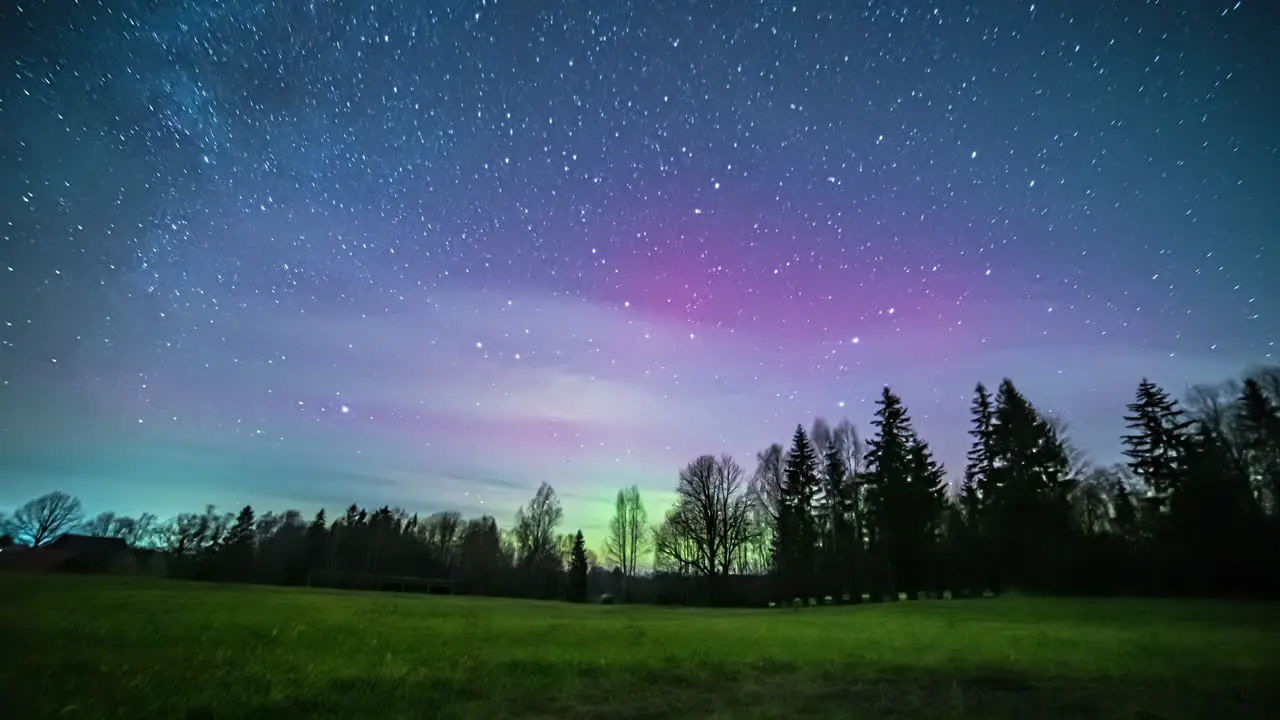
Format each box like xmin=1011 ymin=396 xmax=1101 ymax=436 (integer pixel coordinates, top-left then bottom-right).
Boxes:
xmin=11 ymin=491 xmax=84 ymax=547
xmin=655 ymin=454 xmax=758 ymax=581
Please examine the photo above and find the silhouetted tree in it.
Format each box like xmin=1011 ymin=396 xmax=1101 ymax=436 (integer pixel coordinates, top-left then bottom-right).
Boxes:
xmin=568 ymin=530 xmax=589 ymax=602
xmin=77 ymin=511 xmax=159 ymax=547
xmin=10 ymin=491 xmax=84 ymax=547
xmin=457 ymin=515 xmax=510 ymax=594
xmin=981 ymin=379 xmax=1071 ymax=591
xmin=774 ymin=425 xmax=822 ymax=599
xmin=864 ymin=387 xmax=943 ymax=599
xmin=513 ymin=483 xmax=563 ymax=598
xmin=746 ymin=443 xmax=786 ymax=572
xmin=423 ymin=511 xmax=463 ymax=573
xmin=833 ymin=419 xmax=868 ymax=599
xmin=1123 ymin=379 xmax=1193 ymax=509
xmin=1238 ymin=378 xmax=1280 ymax=514
xmin=11 ymin=363 xmax=1280 ymax=603
xmin=821 ymin=436 xmax=857 ymax=600
xmin=219 ymin=505 xmax=257 ymax=581
xmin=604 ymin=485 xmax=650 ymax=599
xmin=1170 ymin=423 xmax=1261 ymax=594
xmin=305 ymin=509 xmax=328 ymax=575
xmin=654 ymin=454 xmax=757 ymax=602
xmin=964 ymin=382 xmax=998 ymax=513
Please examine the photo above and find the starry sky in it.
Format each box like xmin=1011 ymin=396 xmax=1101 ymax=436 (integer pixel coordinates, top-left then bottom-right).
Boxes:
xmin=1 ymin=0 xmax=1276 ymax=546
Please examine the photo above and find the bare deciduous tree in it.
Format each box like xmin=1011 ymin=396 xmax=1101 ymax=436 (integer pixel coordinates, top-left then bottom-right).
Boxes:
xmin=11 ymin=491 xmax=84 ymax=547
xmin=833 ymin=419 xmax=865 ymax=477
xmin=810 ymin=417 xmax=833 ymax=455
xmin=652 ymin=513 xmax=698 ymax=575
xmin=422 ymin=511 xmax=463 ymax=568
xmin=555 ymin=532 xmax=577 ymax=570
xmin=1072 ymin=467 xmax=1117 ymax=536
xmin=654 ymin=455 xmax=757 ymax=592
xmin=604 ymin=485 xmax=651 ymax=580
xmin=513 ymin=482 xmax=563 ymax=570
xmin=78 ymin=511 xmax=160 ymax=547
xmin=1186 ymin=381 xmax=1240 ymax=430
xmin=1185 ymin=380 xmax=1264 ymax=501
xmin=748 ymin=443 xmax=786 ymax=525
xmin=1045 ymin=415 xmax=1091 ymax=483
xmin=79 ymin=511 xmax=116 ymax=538
xmin=745 ymin=444 xmax=788 ymax=573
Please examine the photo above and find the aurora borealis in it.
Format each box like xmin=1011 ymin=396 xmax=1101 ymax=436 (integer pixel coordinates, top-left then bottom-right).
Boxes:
xmin=1 ymin=0 xmax=1276 ymax=543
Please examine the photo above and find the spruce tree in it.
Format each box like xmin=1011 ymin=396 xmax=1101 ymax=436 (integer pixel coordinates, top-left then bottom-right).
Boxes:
xmin=963 ymin=382 xmax=998 ymax=514
xmin=220 ymin=505 xmax=257 ymax=581
xmin=959 ymin=382 xmax=996 ymax=593
xmin=305 ymin=509 xmax=328 ymax=577
xmin=987 ymin=379 xmax=1070 ymax=591
xmin=906 ymin=437 xmax=947 ymax=597
xmin=864 ymin=387 xmax=915 ymax=599
xmin=568 ymin=530 xmax=589 ymax=603
xmin=776 ymin=425 xmax=822 ymax=599
xmin=1122 ymin=379 xmax=1192 ymax=507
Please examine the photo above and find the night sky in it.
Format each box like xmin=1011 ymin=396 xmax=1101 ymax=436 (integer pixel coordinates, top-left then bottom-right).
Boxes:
xmin=1 ymin=1 xmax=1276 ymax=545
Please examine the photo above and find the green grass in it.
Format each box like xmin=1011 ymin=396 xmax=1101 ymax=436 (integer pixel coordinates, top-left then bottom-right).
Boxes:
xmin=3 ymin=574 xmax=1278 ymax=719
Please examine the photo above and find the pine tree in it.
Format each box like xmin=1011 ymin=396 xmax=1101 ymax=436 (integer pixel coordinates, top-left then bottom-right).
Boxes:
xmin=568 ymin=530 xmax=589 ymax=603
xmin=864 ymin=387 xmax=917 ymax=599
xmin=958 ymin=382 xmax=996 ymax=593
xmin=305 ymin=509 xmax=328 ymax=578
xmin=775 ymin=425 xmax=822 ymax=600
xmin=906 ymin=437 xmax=947 ymax=597
xmin=986 ymin=379 xmax=1071 ymax=591
xmin=221 ymin=505 xmax=257 ymax=581
xmin=1122 ymin=379 xmax=1192 ymax=507
xmin=963 ymin=382 xmax=998 ymax=513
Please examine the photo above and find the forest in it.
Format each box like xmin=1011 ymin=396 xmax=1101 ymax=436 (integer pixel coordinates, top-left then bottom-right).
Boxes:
xmin=4 ymin=367 xmax=1279 ymax=605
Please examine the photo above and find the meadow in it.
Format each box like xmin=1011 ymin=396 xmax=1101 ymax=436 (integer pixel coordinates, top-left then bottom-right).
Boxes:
xmin=2 ymin=574 xmax=1278 ymax=719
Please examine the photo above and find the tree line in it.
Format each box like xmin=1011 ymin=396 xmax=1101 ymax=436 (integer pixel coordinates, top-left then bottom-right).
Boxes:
xmin=3 ymin=365 xmax=1278 ymax=604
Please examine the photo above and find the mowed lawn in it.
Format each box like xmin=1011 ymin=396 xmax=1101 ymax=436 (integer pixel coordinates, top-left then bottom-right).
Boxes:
xmin=3 ymin=574 xmax=1278 ymax=719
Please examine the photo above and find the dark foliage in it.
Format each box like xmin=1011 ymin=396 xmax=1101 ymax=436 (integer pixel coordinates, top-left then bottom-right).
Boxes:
xmin=568 ymin=531 xmax=589 ymax=602
xmin=5 ymin=365 xmax=1280 ymax=603
xmin=774 ymin=425 xmax=822 ymax=599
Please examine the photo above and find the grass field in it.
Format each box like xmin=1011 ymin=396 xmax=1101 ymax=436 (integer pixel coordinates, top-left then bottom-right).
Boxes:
xmin=3 ymin=574 xmax=1278 ymax=719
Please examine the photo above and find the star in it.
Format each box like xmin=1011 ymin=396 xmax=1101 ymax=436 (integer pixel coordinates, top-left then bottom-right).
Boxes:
xmin=0 ymin=0 xmax=1269 ymax=547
